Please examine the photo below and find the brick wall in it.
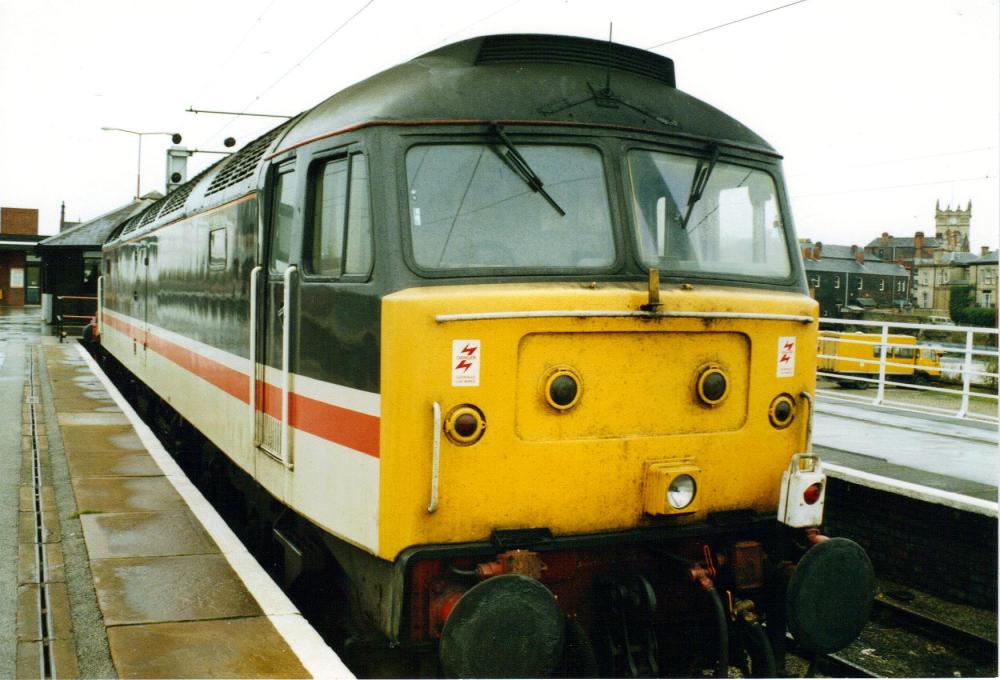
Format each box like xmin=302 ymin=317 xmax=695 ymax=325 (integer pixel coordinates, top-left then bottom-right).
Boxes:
xmin=0 ymin=207 xmax=39 ymax=235
xmin=825 ymin=478 xmax=997 ymax=607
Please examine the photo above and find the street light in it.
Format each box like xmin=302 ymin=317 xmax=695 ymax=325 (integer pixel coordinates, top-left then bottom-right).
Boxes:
xmin=100 ymin=127 xmax=182 ymax=198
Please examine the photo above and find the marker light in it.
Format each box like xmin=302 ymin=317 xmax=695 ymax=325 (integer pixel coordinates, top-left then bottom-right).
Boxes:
xmin=668 ymin=474 xmax=697 ymax=509
xmin=445 ymin=405 xmax=486 ymax=445
xmin=803 ymin=482 xmax=823 ymax=505
xmin=696 ymin=365 xmax=729 ymax=406
xmin=769 ymin=394 xmax=796 ymax=429
xmin=544 ymin=369 xmax=581 ymax=411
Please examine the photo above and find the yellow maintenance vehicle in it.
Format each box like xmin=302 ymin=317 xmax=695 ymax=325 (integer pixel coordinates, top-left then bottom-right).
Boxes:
xmin=818 ymin=331 xmax=944 ymax=388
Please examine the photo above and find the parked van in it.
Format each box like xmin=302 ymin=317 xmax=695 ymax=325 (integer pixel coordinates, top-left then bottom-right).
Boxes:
xmin=817 ymin=331 xmax=944 ymax=388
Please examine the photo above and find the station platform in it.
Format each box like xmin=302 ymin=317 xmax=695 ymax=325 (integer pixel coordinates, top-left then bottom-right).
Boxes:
xmin=6 ymin=336 xmax=350 ymax=678
xmin=813 ymin=399 xmax=999 ymax=513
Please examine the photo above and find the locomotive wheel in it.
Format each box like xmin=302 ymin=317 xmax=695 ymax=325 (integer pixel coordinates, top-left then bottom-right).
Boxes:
xmin=439 ymin=574 xmax=564 ymax=678
xmin=786 ymin=537 xmax=875 ymax=654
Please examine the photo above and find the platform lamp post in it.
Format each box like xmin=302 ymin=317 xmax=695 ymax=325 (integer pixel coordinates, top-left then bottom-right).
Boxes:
xmin=100 ymin=127 xmax=182 ymax=199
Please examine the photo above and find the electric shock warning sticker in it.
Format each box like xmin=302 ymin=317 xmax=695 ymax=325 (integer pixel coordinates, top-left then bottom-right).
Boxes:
xmin=776 ymin=336 xmax=796 ymax=377
xmin=452 ymin=339 xmax=481 ymax=386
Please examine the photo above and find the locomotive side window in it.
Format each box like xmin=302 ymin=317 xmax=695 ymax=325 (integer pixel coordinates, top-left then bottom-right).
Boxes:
xmin=405 ymin=144 xmax=614 ymax=271
xmin=627 ymin=150 xmax=791 ymax=280
xmin=308 ymin=154 xmax=372 ymax=277
xmin=269 ymin=169 xmax=297 ymax=273
xmin=209 ymin=228 xmax=227 ymax=269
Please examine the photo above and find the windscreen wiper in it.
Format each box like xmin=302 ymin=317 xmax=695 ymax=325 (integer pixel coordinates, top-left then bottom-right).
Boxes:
xmin=490 ymin=123 xmax=566 ymax=217
xmin=680 ymin=142 xmax=720 ymax=229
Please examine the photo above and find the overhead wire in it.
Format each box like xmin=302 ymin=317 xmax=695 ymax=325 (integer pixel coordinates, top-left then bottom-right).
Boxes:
xmin=189 ymin=0 xmax=280 ymax=107
xmin=786 ymin=146 xmax=996 ymax=177
xmin=791 ymin=175 xmax=991 ymax=199
xmin=433 ymin=0 xmax=525 ymax=47
xmin=646 ymin=0 xmax=812 ymax=49
xmin=201 ymin=0 xmax=375 ymax=145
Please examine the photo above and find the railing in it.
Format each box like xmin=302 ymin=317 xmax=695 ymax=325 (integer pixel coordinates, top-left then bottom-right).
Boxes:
xmin=816 ymin=317 xmax=998 ymax=424
xmin=53 ymin=295 xmax=98 ymax=336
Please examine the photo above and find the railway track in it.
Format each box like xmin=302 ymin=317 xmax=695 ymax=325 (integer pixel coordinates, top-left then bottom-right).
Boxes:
xmin=787 ymin=591 xmax=997 ymax=678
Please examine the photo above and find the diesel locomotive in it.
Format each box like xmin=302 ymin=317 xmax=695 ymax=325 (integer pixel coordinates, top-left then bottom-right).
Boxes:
xmin=95 ymin=34 xmax=874 ymax=677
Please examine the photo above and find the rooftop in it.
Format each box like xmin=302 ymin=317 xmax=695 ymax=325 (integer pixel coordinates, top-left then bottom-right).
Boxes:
xmin=0 ymin=232 xmax=46 ymax=251
xmin=38 ymin=195 xmax=159 ymax=249
xmin=864 ymin=235 xmax=940 ymax=249
xmin=971 ymin=250 xmax=998 ymax=265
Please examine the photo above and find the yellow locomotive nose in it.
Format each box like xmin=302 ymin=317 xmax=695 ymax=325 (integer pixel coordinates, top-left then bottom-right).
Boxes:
xmin=379 ymin=282 xmax=817 ymax=560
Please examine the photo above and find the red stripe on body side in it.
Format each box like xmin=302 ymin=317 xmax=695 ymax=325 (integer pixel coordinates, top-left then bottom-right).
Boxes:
xmin=257 ymin=382 xmax=381 ymax=458
xmin=102 ymin=311 xmax=380 ymax=458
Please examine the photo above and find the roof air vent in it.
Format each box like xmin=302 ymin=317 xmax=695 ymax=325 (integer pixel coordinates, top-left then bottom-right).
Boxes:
xmin=475 ymin=34 xmax=674 ymax=87
xmin=204 ymin=121 xmax=292 ymax=197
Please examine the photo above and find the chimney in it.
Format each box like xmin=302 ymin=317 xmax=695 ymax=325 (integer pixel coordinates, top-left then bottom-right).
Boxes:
xmin=855 ymin=249 xmax=865 ymax=265
xmin=914 ymin=231 xmax=924 ymax=253
xmin=880 ymin=232 xmax=890 ymax=246
xmin=60 ymin=201 xmax=66 ymax=231
xmin=801 ymin=246 xmax=812 ymax=261
xmin=813 ymin=241 xmax=823 ymax=259
xmin=983 ymin=246 xmax=991 ymax=257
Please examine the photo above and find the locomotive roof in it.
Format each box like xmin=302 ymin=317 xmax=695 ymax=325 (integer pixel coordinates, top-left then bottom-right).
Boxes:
xmin=108 ymin=33 xmax=775 ymax=246
xmin=282 ymin=33 xmax=773 ymax=154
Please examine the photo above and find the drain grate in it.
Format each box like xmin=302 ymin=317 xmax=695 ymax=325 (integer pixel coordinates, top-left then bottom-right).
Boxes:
xmin=26 ymin=347 xmax=55 ymax=679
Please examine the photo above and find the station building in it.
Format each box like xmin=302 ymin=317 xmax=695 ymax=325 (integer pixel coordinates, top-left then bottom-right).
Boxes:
xmin=36 ymin=194 xmax=158 ymax=323
xmin=0 ymin=207 xmax=44 ymax=306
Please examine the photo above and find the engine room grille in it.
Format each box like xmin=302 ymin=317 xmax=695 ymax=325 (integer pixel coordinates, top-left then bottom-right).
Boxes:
xmin=204 ymin=122 xmax=290 ymax=197
xmin=475 ymin=34 xmax=675 ymax=87
xmin=159 ymin=161 xmax=221 ymax=217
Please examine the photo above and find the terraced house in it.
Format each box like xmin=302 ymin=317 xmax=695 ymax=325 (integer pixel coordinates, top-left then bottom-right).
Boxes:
xmin=800 ymin=241 xmax=910 ymax=317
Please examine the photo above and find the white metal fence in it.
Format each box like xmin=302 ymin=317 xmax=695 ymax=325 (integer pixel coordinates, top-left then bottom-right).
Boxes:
xmin=815 ymin=317 xmax=999 ymax=424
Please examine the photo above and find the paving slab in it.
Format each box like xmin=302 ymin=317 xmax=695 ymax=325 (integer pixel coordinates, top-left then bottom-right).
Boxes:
xmin=71 ymin=476 xmax=187 ymax=513
xmin=81 ymin=511 xmax=218 ymax=559
xmin=90 ymin=553 xmax=263 ymax=626
xmin=66 ymin=448 xmax=164 ymax=477
xmin=16 ymin=582 xmax=73 ymax=641
xmin=58 ymin=411 xmax=131 ymax=427
xmin=107 ymin=617 xmax=310 ymax=679
xmin=59 ymin=423 xmax=145 ymax=454
xmin=17 ymin=542 xmax=65 ymax=584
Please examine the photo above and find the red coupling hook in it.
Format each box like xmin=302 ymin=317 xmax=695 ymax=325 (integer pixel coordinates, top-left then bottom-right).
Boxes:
xmin=689 ymin=564 xmax=716 ymax=592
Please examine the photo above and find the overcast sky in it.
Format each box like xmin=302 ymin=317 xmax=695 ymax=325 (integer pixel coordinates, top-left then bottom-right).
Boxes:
xmin=1 ymin=0 xmax=997 ymax=252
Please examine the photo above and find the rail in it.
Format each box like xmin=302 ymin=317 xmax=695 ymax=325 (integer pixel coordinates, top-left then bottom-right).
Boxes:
xmin=53 ymin=294 xmax=98 ymax=337
xmin=815 ymin=317 xmax=998 ymax=424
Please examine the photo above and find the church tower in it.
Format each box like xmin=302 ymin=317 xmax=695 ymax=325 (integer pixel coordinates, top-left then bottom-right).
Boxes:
xmin=934 ymin=200 xmax=971 ymax=252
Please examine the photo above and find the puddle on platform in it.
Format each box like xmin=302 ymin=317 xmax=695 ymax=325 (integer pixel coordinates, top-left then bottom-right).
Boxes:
xmin=58 ymin=412 xmax=130 ymax=426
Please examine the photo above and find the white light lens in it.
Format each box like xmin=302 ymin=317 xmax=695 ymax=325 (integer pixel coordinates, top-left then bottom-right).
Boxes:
xmin=667 ymin=474 xmax=697 ymax=509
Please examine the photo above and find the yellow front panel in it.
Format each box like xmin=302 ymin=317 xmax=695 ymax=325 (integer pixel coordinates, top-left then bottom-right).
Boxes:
xmin=377 ymin=283 xmax=817 ymax=561
xmin=516 ymin=331 xmax=749 ymax=439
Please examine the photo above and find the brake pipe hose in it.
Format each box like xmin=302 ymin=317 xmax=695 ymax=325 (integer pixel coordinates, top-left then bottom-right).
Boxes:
xmin=690 ymin=565 xmax=729 ymax=678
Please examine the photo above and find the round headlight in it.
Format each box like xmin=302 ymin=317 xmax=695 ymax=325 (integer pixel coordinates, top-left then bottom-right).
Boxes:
xmin=769 ymin=394 xmax=796 ymax=429
xmin=544 ymin=369 xmax=581 ymax=411
xmin=667 ymin=474 xmax=697 ymax=509
xmin=445 ymin=405 xmax=486 ymax=445
xmin=696 ymin=364 xmax=729 ymax=406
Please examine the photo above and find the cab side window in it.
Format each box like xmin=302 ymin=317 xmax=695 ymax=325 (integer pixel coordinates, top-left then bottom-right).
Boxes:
xmin=308 ymin=154 xmax=372 ymax=277
xmin=269 ymin=168 xmax=297 ymax=273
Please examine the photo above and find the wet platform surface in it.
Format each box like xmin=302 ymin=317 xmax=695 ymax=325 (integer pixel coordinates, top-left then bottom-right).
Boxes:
xmin=813 ymin=400 xmax=999 ymax=507
xmin=4 ymin=320 xmax=348 ymax=678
